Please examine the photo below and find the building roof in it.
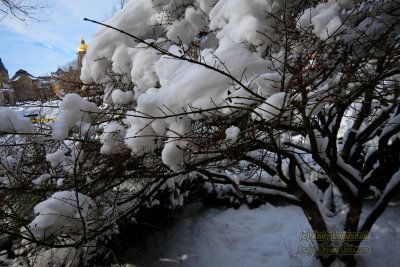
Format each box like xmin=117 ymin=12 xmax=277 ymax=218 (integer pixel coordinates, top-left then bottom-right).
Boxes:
xmin=39 ymin=79 xmax=53 ymax=87
xmin=10 ymin=69 xmax=37 ymax=81
xmin=0 ymin=58 xmax=8 ymax=74
xmin=52 ymin=68 xmax=65 ymax=76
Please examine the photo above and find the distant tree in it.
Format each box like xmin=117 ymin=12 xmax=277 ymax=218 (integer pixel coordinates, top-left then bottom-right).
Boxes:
xmin=110 ymin=0 xmax=128 ymax=16
xmin=115 ymin=0 xmax=128 ymax=10
xmin=58 ymin=59 xmax=78 ymax=72
xmin=0 ymin=0 xmax=48 ymax=21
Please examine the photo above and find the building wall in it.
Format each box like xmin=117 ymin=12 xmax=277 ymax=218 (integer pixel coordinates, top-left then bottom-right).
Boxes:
xmin=10 ymin=75 xmax=39 ymax=101
xmin=52 ymin=68 xmax=82 ymax=97
xmin=0 ymin=90 xmax=16 ymax=105
xmin=37 ymin=87 xmax=57 ymax=100
xmin=0 ymin=70 xmax=9 ymax=88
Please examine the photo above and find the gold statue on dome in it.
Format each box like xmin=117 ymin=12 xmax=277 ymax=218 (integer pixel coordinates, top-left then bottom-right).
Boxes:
xmin=77 ymin=36 xmax=88 ymax=53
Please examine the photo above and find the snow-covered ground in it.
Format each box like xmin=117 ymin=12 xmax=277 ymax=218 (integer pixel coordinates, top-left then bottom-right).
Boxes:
xmin=117 ymin=201 xmax=400 ymax=267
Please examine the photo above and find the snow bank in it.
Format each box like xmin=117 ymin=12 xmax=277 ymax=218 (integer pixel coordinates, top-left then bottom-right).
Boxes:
xmin=122 ymin=203 xmax=315 ymax=267
xmin=120 ymin=202 xmax=400 ymax=267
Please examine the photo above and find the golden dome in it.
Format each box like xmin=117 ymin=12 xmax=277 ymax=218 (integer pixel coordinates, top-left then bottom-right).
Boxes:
xmin=77 ymin=36 xmax=88 ymax=53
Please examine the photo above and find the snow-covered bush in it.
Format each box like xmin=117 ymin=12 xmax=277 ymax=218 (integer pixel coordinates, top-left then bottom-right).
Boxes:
xmin=80 ymin=1 xmax=399 ymax=265
xmin=1 ymin=0 xmax=400 ymax=266
xmin=0 ymin=100 xmax=182 ymax=266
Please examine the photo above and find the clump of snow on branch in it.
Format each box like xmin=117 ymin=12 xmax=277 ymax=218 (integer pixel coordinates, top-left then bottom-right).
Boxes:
xmin=100 ymin=122 xmax=127 ymax=154
xmin=46 ymin=150 xmax=65 ymax=167
xmin=297 ymin=0 xmax=353 ymax=40
xmin=166 ymin=7 xmax=206 ymax=44
xmin=27 ymin=191 xmax=96 ymax=240
xmin=133 ymin=37 xmax=268 ymax=169
xmin=209 ymin=0 xmax=284 ymax=50
xmin=161 ymin=119 xmax=191 ymax=172
xmin=252 ymin=92 xmax=288 ymax=122
xmin=32 ymin=174 xmax=52 ymax=186
xmin=225 ymin=126 xmax=240 ymax=142
xmin=80 ymin=0 xmax=161 ymax=83
xmin=52 ymin=94 xmax=99 ymax=140
xmin=124 ymin=112 xmax=159 ymax=155
xmin=111 ymin=89 xmax=134 ymax=105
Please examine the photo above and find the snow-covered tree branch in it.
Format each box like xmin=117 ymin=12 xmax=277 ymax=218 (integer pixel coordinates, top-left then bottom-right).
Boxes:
xmin=0 ymin=0 xmax=48 ymax=21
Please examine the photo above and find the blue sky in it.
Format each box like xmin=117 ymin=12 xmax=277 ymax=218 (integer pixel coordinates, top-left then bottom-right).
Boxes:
xmin=0 ymin=0 xmax=117 ymax=77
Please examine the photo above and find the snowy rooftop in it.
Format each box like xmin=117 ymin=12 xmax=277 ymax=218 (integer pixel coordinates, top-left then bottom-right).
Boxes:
xmin=10 ymin=69 xmax=38 ymax=81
